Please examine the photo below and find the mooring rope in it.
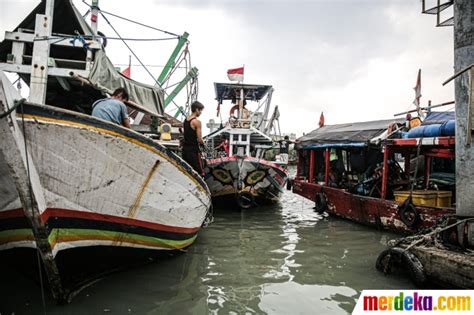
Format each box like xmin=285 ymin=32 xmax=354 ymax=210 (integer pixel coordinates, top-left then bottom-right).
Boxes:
xmin=390 ymin=217 xmax=474 ymax=253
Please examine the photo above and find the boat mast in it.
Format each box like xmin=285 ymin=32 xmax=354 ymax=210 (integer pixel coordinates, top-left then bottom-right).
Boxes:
xmin=29 ymin=0 xmax=55 ymax=103
xmin=86 ymin=0 xmax=99 ymax=71
xmin=258 ymin=88 xmax=274 ymax=132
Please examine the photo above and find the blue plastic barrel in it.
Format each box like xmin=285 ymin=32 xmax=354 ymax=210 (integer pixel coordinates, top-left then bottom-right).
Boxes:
xmin=407 ymin=124 xmax=443 ymax=138
xmin=441 ymin=120 xmax=455 ymax=136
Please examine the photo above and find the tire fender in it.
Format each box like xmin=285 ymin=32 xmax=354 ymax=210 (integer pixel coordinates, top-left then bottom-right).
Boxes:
xmin=399 ymin=203 xmax=421 ymax=228
xmin=314 ymin=192 xmax=327 ymax=213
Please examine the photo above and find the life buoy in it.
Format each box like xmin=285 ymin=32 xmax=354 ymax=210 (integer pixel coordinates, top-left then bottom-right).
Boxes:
xmin=229 ymin=104 xmax=240 ymax=118
xmin=376 ymin=247 xmax=427 ymax=287
xmin=314 ymin=193 xmax=327 ymax=213
xmin=237 ymin=191 xmax=254 ymax=209
xmin=398 ymin=203 xmax=421 ymax=228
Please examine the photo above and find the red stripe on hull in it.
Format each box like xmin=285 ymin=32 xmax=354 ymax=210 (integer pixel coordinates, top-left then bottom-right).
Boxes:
xmin=0 ymin=209 xmax=24 ymax=219
xmin=0 ymin=208 xmax=200 ymax=234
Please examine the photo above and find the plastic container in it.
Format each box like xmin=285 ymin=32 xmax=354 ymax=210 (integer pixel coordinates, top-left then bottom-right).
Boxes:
xmin=425 ymin=190 xmax=453 ymax=207
xmin=436 ymin=191 xmax=452 ymax=207
xmin=394 ymin=191 xmax=437 ymax=207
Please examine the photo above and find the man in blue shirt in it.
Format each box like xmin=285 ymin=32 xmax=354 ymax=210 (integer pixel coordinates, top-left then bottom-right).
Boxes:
xmin=92 ymin=88 xmax=131 ymax=128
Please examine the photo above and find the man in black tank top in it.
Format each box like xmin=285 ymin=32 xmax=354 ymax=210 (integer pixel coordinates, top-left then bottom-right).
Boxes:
xmin=182 ymin=101 xmax=205 ymax=176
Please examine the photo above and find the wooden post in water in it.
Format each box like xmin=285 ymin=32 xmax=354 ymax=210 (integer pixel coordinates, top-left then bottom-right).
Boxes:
xmin=454 ymin=0 xmax=474 ymax=219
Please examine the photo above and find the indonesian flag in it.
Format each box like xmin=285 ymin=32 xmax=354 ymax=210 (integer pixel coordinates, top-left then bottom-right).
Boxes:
xmin=227 ymin=67 xmax=244 ymax=82
xmin=319 ymin=111 xmax=325 ymax=128
xmin=122 ymin=55 xmax=131 ymax=78
xmin=413 ymin=69 xmax=424 ymax=118
xmin=122 ymin=66 xmax=131 ymax=78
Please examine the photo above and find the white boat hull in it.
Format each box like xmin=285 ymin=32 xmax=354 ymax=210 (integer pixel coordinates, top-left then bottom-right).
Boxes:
xmin=204 ymin=156 xmax=288 ymax=208
xmin=0 ymin=103 xmax=211 ymax=256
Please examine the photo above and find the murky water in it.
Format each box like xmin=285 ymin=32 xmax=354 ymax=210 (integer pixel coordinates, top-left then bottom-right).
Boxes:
xmin=0 ymin=185 xmax=415 ymax=314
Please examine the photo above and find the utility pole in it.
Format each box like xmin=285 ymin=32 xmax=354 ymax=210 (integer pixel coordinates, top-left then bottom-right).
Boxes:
xmin=453 ymin=0 xmax=474 ymax=218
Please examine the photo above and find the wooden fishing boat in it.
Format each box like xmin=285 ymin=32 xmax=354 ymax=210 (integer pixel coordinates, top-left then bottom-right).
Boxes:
xmin=0 ymin=0 xmax=211 ymax=301
xmin=292 ymin=116 xmax=456 ymax=234
xmin=204 ymin=83 xmax=288 ymax=208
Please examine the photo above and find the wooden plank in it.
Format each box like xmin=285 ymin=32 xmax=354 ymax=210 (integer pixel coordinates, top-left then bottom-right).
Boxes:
xmin=4 ymin=31 xmax=102 ymax=50
xmin=29 ymin=14 xmax=52 ymax=104
xmin=0 ymin=63 xmax=89 ymax=78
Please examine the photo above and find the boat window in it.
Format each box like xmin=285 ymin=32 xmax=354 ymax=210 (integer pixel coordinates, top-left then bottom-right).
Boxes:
xmin=242 ymin=135 xmax=247 ymax=141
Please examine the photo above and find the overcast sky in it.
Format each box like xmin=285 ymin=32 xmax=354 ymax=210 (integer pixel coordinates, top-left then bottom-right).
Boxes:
xmin=0 ymin=0 xmax=455 ymax=136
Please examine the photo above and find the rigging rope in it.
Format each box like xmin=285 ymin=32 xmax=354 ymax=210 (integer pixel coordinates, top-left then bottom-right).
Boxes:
xmin=99 ymin=11 xmax=161 ymax=87
xmin=81 ymin=0 xmax=180 ymax=37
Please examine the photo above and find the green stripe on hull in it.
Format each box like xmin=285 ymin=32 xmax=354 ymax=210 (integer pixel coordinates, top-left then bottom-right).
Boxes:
xmin=47 ymin=228 xmax=198 ymax=249
xmin=0 ymin=228 xmax=197 ymax=250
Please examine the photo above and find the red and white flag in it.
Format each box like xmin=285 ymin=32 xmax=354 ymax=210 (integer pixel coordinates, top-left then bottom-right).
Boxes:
xmin=122 ymin=66 xmax=131 ymax=78
xmin=413 ymin=69 xmax=423 ymax=117
xmin=227 ymin=67 xmax=244 ymax=82
xmin=122 ymin=55 xmax=131 ymax=78
xmin=319 ymin=111 xmax=325 ymax=128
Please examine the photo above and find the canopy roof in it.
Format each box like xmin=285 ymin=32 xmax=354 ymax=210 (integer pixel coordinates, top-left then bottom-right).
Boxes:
xmin=297 ymin=118 xmax=405 ymax=149
xmin=0 ymin=0 xmax=164 ymax=115
xmin=214 ymin=83 xmax=272 ymax=103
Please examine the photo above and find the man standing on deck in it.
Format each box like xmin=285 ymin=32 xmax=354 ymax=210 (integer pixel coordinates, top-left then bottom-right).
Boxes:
xmin=92 ymin=88 xmax=131 ymax=128
xmin=278 ymin=135 xmax=292 ymax=164
xmin=183 ymin=101 xmax=205 ymax=176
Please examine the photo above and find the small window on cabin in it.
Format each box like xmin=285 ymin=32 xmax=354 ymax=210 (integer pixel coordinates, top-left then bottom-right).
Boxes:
xmin=242 ymin=135 xmax=247 ymax=141
xmin=233 ymin=134 xmax=239 ymax=141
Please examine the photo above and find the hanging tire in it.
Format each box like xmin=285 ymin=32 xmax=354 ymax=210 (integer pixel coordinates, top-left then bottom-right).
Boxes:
xmin=314 ymin=193 xmax=327 ymax=213
xmin=97 ymin=31 xmax=107 ymax=48
xmin=399 ymin=204 xmax=421 ymax=228
xmin=237 ymin=191 xmax=254 ymax=209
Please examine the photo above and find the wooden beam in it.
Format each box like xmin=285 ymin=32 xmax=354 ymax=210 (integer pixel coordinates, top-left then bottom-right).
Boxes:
xmin=11 ymin=42 xmax=25 ymax=65
xmin=0 ymin=63 xmax=89 ymax=78
xmin=29 ymin=14 xmax=52 ymax=103
xmin=4 ymin=31 xmax=102 ymax=50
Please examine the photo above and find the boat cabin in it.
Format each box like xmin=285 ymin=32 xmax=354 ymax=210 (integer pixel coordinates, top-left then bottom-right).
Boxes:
xmin=296 ymin=116 xmax=455 ymax=202
xmin=205 ymin=82 xmax=279 ymax=159
xmin=293 ymin=115 xmax=456 ymax=233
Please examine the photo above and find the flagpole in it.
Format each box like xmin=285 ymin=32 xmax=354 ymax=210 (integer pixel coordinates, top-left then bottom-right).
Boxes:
xmin=239 ymin=64 xmax=244 ymax=120
xmin=129 ymin=55 xmax=132 ymax=78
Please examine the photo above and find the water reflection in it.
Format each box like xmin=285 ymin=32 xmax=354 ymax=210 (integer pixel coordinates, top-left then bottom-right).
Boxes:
xmin=0 ymin=182 xmax=414 ymax=314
